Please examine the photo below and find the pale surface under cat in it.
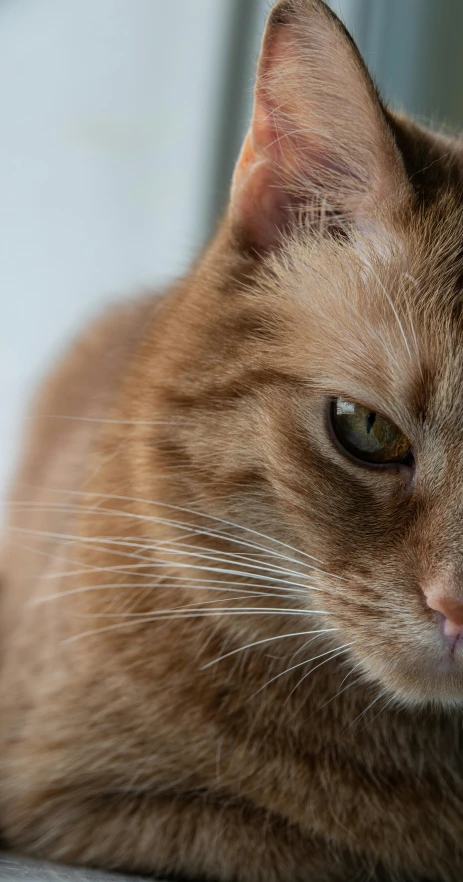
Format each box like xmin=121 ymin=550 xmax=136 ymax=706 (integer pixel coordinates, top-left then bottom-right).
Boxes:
xmin=2 ymin=1 xmax=463 ymax=880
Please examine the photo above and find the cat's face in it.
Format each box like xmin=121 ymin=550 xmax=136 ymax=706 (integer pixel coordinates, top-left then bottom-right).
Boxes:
xmin=142 ymin=0 xmax=463 ymax=709
xmin=252 ymin=216 xmax=463 ymax=708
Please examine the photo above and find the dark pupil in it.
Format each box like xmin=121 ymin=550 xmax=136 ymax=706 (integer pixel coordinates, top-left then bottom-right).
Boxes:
xmin=366 ymin=412 xmax=376 ymax=434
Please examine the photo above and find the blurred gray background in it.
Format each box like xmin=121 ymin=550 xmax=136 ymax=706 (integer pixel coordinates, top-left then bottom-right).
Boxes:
xmin=1 ymin=0 xmax=463 ymax=504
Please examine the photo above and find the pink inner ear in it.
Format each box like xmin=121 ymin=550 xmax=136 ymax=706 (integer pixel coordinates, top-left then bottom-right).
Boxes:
xmin=230 ymin=3 xmax=409 ymax=254
xmin=231 ymin=129 xmax=298 ymax=252
xmin=230 ymin=24 xmax=321 ymax=252
xmin=231 ymin=118 xmax=349 ymax=253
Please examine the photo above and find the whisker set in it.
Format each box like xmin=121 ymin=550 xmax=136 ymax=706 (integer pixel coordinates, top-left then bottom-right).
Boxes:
xmin=6 ymin=484 xmax=353 ymax=701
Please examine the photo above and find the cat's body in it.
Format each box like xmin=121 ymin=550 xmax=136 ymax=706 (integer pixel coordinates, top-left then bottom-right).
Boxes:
xmin=2 ymin=2 xmax=463 ymax=880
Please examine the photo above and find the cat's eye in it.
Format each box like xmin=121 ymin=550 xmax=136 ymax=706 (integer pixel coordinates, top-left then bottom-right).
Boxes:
xmin=330 ymin=397 xmax=412 ymax=465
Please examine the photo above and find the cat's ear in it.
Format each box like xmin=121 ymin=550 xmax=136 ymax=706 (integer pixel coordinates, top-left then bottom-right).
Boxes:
xmin=230 ymin=0 xmax=410 ymax=252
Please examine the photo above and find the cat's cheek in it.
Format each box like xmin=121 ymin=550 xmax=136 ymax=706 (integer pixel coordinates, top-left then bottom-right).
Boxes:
xmin=347 ymin=460 xmax=414 ymax=500
xmin=328 ymin=453 xmax=416 ymax=508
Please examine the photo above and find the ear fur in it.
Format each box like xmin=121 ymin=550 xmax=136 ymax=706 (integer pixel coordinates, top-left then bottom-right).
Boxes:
xmin=230 ymin=0 xmax=411 ymax=252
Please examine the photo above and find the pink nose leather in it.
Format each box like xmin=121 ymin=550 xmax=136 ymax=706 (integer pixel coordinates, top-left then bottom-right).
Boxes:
xmin=425 ymin=592 xmax=463 ymax=637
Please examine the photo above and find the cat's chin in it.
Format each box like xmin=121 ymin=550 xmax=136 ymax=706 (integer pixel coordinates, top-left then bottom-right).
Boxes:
xmin=361 ymin=640 xmax=463 ymax=709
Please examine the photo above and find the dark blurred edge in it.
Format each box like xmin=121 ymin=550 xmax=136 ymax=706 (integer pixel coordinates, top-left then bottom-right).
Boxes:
xmin=207 ymin=0 xmax=264 ymax=235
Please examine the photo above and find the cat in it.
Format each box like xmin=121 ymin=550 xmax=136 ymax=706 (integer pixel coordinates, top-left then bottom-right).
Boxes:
xmin=2 ymin=0 xmax=463 ymax=880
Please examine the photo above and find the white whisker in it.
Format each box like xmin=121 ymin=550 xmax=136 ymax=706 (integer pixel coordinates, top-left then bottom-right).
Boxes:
xmin=31 ymin=583 xmax=309 ymax=608
xmin=31 ymin=581 xmax=300 ymax=605
xmin=33 ymin=415 xmax=187 ymax=426
xmin=249 ymin=642 xmax=353 ymax=700
xmin=285 ymin=644 xmax=354 ymax=703
xmin=201 ymin=628 xmax=338 ymax=670
xmin=61 ymin=607 xmax=330 ymax=645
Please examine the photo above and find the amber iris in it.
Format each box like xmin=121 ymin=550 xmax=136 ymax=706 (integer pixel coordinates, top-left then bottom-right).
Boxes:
xmin=331 ymin=397 xmax=411 ymax=464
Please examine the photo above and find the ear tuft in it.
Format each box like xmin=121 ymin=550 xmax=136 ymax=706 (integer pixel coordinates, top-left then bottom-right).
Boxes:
xmin=230 ymin=0 xmax=411 ymax=253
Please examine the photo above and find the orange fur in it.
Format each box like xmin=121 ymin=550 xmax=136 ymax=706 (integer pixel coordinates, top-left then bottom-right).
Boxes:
xmin=2 ymin=2 xmax=463 ymax=880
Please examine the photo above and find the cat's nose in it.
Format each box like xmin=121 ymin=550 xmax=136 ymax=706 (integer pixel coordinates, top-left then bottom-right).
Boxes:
xmin=424 ymin=589 xmax=463 ymax=638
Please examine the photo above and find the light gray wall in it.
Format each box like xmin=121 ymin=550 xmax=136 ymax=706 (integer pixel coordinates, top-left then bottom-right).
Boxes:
xmin=329 ymin=0 xmax=463 ymax=128
xmin=0 ymin=0 xmax=235 ymax=502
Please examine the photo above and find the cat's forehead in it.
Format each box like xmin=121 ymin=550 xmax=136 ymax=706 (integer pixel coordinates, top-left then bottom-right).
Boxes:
xmin=260 ymin=201 xmax=463 ymax=436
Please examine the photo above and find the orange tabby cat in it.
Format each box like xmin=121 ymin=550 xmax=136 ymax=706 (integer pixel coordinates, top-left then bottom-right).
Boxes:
xmin=2 ymin=1 xmax=463 ymax=880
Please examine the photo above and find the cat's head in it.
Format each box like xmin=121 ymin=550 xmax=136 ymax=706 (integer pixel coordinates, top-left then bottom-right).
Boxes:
xmin=136 ymin=0 xmax=463 ymax=708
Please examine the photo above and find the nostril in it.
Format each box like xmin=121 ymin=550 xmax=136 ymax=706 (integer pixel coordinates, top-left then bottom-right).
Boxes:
xmin=424 ymin=591 xmax=463 ymax=637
